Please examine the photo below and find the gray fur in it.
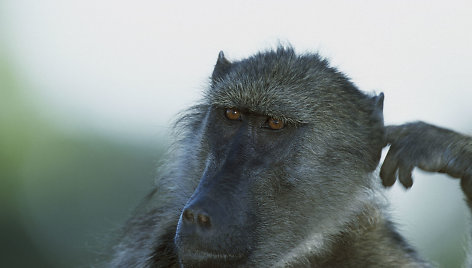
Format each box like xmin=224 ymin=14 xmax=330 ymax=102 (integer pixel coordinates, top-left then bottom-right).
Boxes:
xmin=110 ymin=46 xmax=470 ymax=267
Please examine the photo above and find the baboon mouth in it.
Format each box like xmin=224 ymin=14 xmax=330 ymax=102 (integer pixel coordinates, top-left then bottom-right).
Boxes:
xmin=180 ymin=249 xmax=245 ymax=262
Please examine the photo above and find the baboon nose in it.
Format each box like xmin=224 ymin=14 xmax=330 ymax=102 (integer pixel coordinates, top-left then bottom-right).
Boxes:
xmin=182 ymin=208 xmax=212 ymax=228
xmin=197 ymin=213 xmax=211 ymax=227
xmin=182 ymin=209 xmax=195 ymax=223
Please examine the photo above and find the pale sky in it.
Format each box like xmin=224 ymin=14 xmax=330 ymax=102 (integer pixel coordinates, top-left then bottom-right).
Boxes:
xmin=2 ymin=0 xmax=471 ymax=141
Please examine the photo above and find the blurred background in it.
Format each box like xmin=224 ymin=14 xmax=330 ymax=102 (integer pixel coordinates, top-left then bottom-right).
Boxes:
xmin=1 ymin=0 xmax=471 ymax=267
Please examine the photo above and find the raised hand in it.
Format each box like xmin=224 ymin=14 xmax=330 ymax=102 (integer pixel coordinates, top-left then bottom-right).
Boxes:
xmin=380 ymin=121 xmax=472 ymax=199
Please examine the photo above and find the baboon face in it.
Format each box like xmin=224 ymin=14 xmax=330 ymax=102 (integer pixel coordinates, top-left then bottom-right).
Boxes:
xmin=174 ymin=48 xmax=384 ymax=266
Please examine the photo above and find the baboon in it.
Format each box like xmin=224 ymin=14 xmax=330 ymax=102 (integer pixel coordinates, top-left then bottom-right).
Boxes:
xmin=111 ymin=47 xmax=472 ymax=267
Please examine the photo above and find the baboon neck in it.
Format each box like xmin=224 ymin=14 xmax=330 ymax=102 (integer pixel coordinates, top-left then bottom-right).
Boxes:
xmin=312 ymin=204 xmax=428 ymax=267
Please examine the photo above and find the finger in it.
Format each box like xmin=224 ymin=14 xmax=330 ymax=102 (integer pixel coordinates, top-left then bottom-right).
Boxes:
xmin=380 ymin=148 xmax=400 ymax=187
xmin=398 ymin=164 xmax=414 ymax=189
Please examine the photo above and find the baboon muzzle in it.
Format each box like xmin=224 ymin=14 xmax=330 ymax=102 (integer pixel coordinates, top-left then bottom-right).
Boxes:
xmin=175 ymin=132 xmax=258 ymax=263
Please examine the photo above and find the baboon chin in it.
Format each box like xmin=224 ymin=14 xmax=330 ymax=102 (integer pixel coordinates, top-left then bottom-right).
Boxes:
xmin=111 ymin=46 xmax=472 ymax=268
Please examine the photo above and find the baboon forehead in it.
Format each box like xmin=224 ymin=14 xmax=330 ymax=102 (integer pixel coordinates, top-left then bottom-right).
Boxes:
xmin=207 ymin=49 xmax=368 ymax=124
xmin=208 ymin=80 xmax=312 ymax=124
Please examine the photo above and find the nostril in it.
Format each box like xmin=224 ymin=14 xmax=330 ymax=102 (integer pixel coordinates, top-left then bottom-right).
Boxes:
xmin=183 ymin=209 xmax=195 ymax=223
xmin=197 ymin=213 xmax=211 ymax=228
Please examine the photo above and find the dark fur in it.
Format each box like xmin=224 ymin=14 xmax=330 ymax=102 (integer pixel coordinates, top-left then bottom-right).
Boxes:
xmin=111 ymin=47 xmax=471 ymax=267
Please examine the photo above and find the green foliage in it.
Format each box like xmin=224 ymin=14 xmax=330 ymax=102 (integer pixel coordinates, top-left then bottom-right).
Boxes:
xmin=0 ymin=54 xmax=165 ymax=267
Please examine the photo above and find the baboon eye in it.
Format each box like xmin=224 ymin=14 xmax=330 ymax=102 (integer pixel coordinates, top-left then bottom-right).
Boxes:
xmin=267 ymin=118 xmax=284 ymax=130
xmin=225 ymin=108 xmax=241 ymax=120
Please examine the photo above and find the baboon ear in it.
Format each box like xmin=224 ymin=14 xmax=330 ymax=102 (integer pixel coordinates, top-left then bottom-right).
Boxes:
xmin=373 ymin=92 xmax=384 ymax=112
xmin=366 ymin=92 xmax=386 ymax=168
xmin=211 ymin=51 xmax=232 ymax=82
xmin=371 ymin=92 xmax=385 ymax=125
xmin=372 ymin=92 xmax=385 ymax=146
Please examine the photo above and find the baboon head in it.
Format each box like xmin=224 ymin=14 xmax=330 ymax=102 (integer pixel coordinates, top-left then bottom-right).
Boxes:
xmin=173 ymin=47 xmax=385 ymax=266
